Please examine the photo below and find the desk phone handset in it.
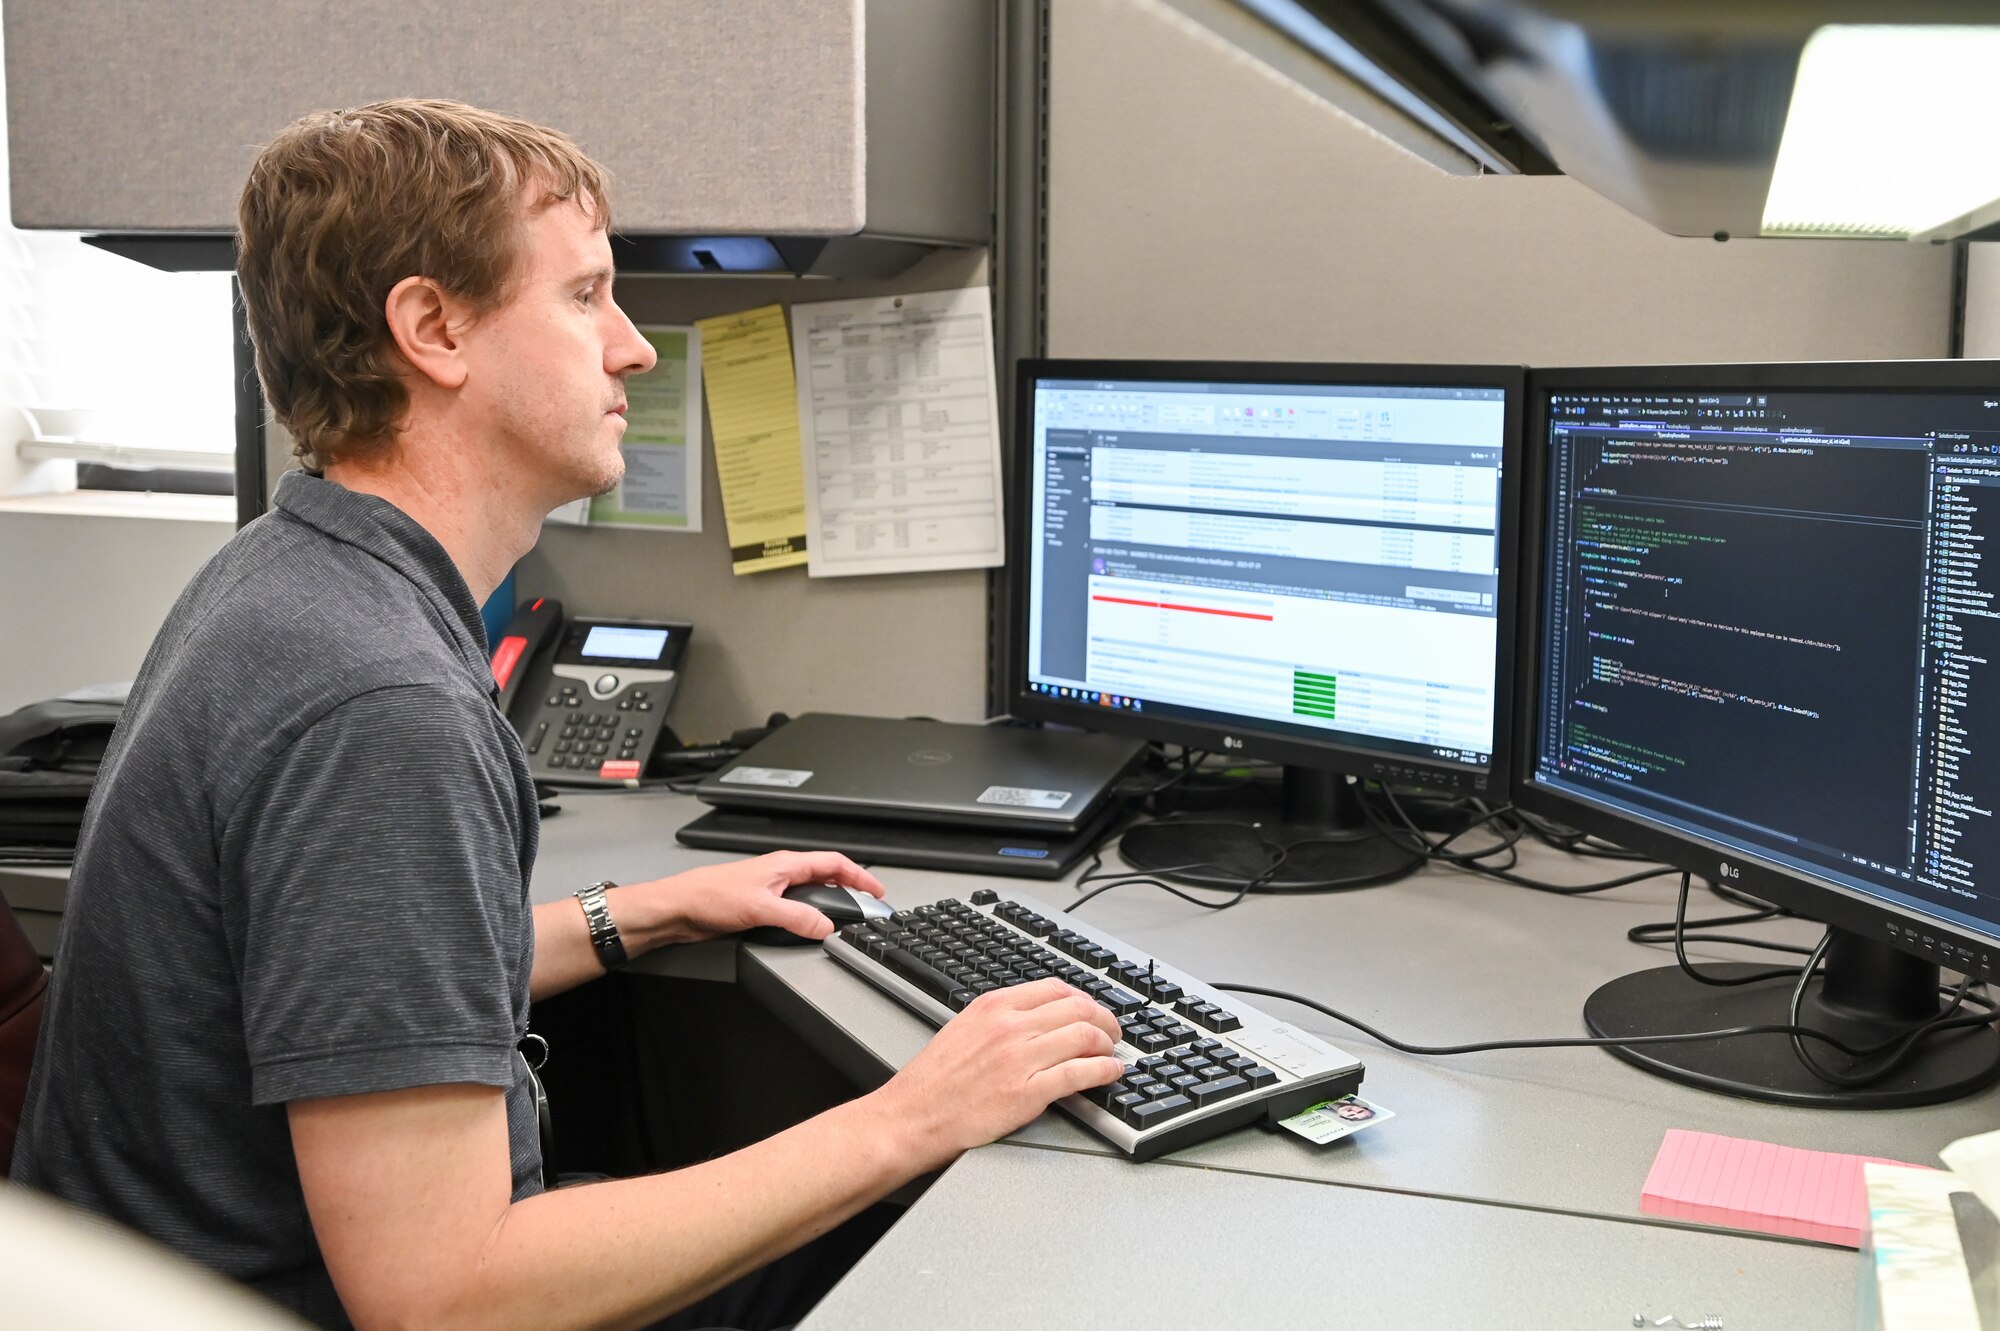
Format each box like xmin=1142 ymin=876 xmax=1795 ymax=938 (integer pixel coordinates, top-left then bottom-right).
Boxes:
xmin=490 ymin=597 xmax=693 ymax=785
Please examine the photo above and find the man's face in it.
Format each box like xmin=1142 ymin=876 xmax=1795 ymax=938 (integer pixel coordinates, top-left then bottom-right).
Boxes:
xmin=456 ymin=195 xmax=655 ymax=508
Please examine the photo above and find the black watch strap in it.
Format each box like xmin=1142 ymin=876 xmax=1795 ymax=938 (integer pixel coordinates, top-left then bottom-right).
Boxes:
xmin=574 ymin=880 xmax=628 ymax=970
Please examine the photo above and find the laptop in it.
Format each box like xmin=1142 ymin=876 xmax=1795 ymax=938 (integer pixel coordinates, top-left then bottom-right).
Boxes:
xmin=690 ymin=713 xmax=1146 ymax=834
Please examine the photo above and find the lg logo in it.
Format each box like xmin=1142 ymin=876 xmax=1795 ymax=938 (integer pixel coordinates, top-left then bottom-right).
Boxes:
xmin=1719 ymin=862 xmax=1740 ymax=880
xmin=1223 ymin=736 xmax=1244 ymax=750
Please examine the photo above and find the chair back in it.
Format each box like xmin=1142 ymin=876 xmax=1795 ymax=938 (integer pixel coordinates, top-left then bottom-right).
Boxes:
xmin=0 ymin=893 xmax=48 ymax=1178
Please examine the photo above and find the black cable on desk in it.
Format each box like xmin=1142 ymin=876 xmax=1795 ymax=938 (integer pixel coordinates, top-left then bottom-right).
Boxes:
xmin=1358 ymin=785 xmax=1680 ymax=896
xmin=1211 ymin=979 xmax=2000 ymax=1063
xmin=1660 ymin=872 xmax=1804 ymax=987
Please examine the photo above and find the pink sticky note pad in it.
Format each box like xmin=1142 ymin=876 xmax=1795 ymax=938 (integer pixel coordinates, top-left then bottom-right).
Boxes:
xmin=1641 ymin=1129 xmax=1930 ymax=1247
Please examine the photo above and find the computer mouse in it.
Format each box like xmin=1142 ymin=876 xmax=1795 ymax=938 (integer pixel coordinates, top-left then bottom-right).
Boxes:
xmin=742 ymin=883 xmax=894 ymax=946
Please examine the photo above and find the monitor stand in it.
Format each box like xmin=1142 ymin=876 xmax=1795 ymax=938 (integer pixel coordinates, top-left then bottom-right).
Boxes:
xmin=1118 ymin=766 xmax=1422 ymax=892
xmin=1585 ymin=929 xmax=2000 ymax=1108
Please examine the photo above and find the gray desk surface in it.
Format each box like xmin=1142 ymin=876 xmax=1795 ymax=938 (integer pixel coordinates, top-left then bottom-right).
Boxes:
xmin=798 ymin=1142 xmax=1855 ymax=1331
xmin=529 ymin=789 xmax=2000 ymax=1230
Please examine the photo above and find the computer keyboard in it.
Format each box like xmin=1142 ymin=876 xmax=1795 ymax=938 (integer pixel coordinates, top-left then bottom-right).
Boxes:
xmin=824 ymin=890 xmax=1365 ymax=1161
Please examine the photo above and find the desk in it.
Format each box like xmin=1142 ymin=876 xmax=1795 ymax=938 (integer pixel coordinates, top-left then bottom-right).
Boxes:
xmin=528 ymin=788 xmax=2000 ymax=1326
xmin=800 ymin=1142 xmax=1854 ymax=1330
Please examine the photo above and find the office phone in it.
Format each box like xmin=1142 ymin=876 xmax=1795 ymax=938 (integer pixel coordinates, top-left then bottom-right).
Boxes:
xmin=490 ymin=598 xmax=693 ymax=785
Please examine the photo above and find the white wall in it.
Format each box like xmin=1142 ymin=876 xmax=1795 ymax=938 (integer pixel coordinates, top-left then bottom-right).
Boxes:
xmin=0 ymin=506 xmax=227 ymax=713
xmin=1049 ymin=0 xmax=1954 ymax=365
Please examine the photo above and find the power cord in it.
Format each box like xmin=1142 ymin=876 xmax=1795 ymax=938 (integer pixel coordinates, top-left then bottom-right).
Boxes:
xmin=1212 ymin=978 xmax=2000 ymax=1065
xmin=1211 ymin=872 xmax=1998 ymax=1087
xmin=1358 ymin=784 xmax=1681 ymax=896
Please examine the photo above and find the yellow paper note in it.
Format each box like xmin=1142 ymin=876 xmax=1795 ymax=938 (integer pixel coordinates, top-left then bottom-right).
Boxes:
xmin=694 ymin=304 xmax=809 ymax=574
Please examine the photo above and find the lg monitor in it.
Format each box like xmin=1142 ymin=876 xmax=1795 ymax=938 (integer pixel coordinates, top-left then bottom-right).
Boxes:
xmin=1010 ymin=360 xmax=1523 ymax=890
xmin=1519 ymin=361 xmax=2000 ymax=1107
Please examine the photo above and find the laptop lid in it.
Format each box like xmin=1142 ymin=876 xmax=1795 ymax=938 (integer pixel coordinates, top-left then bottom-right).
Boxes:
xmin=694 ymin=713 xmax=1145 ymax=833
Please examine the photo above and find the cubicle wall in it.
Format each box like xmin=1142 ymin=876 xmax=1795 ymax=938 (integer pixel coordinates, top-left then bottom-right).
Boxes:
xmin=509 ymin=0 xmax=1953 ymax=743
xmin=14 ymin=0 xmax=1957 ymax=740
xmin=512 ymin=250 xmax=997 ymax=743
xmin=1046 ymin=0 xmax=1952 ymax=366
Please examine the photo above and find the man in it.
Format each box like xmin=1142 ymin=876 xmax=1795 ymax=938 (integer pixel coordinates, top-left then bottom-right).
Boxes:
xmin=14 ymin=100 xmax=1123 ymax=1331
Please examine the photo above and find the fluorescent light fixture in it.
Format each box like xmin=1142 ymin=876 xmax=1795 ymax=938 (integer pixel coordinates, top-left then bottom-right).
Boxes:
xmin=1763 ymin=25 xmax=2000 ymax=238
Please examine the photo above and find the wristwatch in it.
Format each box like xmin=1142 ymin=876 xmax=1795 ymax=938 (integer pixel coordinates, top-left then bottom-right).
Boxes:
xmin=573 ymin=880 xmax=628 ymax=971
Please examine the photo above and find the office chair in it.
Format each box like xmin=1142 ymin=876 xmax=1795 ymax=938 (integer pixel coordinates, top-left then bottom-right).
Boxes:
xmin=0 ymin=890 xmax=47 ymax=1178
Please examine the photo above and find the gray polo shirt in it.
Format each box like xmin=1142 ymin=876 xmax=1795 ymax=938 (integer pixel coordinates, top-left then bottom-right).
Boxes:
xmin=15 ymin=471 xmax=542 ymax=1329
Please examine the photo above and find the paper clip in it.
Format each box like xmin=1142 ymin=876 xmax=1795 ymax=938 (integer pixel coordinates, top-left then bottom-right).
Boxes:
xmin=1633 ymin=1316 xmax=1723 ymax=1330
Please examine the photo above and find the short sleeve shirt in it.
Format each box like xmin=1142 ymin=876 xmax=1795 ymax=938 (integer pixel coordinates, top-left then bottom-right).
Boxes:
xmin=14 ymin=471 xmax=542 ymax=1330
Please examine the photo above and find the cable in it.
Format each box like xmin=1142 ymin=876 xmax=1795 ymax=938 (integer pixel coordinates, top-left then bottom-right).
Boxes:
xmin=1061 ymin=828 xmax=1283 ymax=914
xmin=1625 ymin=883 xmax=1810 ymax=961
xmin=1214 ymin=979 xmax=2000 ymax=1063
xmin=1783 ymin=930 xmax=1985 ymax=1087
xmin=1663 ymin=872 xmax=1803 ymax=987
xmin=1358 ymin=784 xmax=1680 ymax=895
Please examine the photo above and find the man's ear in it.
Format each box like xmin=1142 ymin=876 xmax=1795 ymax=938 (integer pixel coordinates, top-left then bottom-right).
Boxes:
xmin=383 ymin=275 xmax=469 ymax=390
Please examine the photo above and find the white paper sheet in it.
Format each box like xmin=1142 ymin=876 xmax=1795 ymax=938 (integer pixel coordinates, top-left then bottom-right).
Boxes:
xmin=791 ymin=287 xmax=1005 ymax=577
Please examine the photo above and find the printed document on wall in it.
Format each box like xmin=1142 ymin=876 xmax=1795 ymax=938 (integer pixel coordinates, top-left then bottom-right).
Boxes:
xmin=792 ymin=287 xmax=1005 ymax=577
xmin=587 ymin=325 xmax=703 ymax=531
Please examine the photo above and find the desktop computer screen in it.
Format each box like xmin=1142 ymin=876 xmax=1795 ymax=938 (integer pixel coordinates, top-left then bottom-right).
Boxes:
xmin=1011 ymin=359 xmax=1523 ymax=889
xmin=1519 ymin=361 xmax=2000 ymax=1106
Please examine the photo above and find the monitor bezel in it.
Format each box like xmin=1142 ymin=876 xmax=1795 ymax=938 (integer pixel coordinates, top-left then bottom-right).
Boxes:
xmin=1513 ymin=359 xmax=2000 ymax=979
xmin=1008 ymin=357 xmax=1526 ymax=801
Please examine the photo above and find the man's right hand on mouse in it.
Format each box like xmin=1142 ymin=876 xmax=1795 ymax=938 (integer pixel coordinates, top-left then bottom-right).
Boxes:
xmin=869 ymin=977 xmax=1125 ymax=1171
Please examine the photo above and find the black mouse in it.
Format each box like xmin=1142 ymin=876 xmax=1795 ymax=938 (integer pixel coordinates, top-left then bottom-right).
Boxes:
xmin=742 ymin=883 xmax=894 ymax=946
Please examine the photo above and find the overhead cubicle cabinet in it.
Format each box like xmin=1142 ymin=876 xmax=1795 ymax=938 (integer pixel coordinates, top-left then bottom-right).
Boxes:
xmin=1 ymin=0 xmax=994 ymax=278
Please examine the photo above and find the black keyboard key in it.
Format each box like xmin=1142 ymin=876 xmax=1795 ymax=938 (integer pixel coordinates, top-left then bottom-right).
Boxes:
xmin=1187 ymin=1075 xmax=1249 ymax=1107
xmin=1098 ymin=988 xmax=1144 ymax=1016
xmin=1190 ymin=1038 xmax=1224 ymax=1057
xmin=1149 ymin=980 xmax=1185 ymax=1004
xmin=1110 ymin=1091 xmax=1149 ymax=1121
xmin=1083 ymin=1079 xmax=1130 ymax=1108
xmin=1179 ymin=1056 xmax=1213 ymax=1074
xmin=1169 ymin=1073 xmax=1200 ymax=1092
xmin=947 ymin=989 xmax=977 ymax=1011
xmin=1221 ymin=1056 xmax=1255 ymax=1074
xmin=882 ymin=948 xmax=958 ymax=1004
xmin=1017 ymin=915 xmax=1055 ymax=938
xmin=1176 ymin=997 xmax=1205 ymax=1018
xmin=1208 ymin=1010 xmax=1243 ymax=1033
xmin=1125 ymin=1094 xmax=1194 ymax=1130
xmin=1109 ymin=962 xmax=1145 ymax=986
xmin=1134 ymin=1032 xmax=1173 ymax=1053
xmin=970 ymin=888 xmax=998 ymax=905
xmin=1161 ymin=1024 xmax=1197 ymax=1044
xmin=1198 ymin=1065 xmax=1233 ymax=1081
xmin=1021 ymin=967 xmax=1053 ymax=981
xmin=1242 ymin=1066 xmax=1279 ymax=1091
xmin=1136 ymin=1055 xmax=1171 ymax=1073
xmin=1080 ymin=946 xmax=1117 ymax=969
